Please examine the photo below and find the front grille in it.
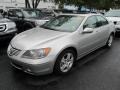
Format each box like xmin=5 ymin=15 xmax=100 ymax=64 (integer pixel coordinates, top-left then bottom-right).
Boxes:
xmin=9 ymin=46 xmax=21 ymax=56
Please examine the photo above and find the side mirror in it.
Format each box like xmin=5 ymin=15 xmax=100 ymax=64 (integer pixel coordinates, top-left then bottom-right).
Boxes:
xmin=82 ymin=28 xmax=93 ymax=33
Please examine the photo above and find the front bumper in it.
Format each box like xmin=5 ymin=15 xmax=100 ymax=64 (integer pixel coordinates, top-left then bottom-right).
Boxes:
xmin=7 ymin=45 xmax=56 ymax=75
xmin=10 ymin=58 xmax=53 ymax=75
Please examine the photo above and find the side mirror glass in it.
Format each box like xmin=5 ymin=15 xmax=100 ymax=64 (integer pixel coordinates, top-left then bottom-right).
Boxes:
xmin=82 ymin=28 xmax=93 ymax=33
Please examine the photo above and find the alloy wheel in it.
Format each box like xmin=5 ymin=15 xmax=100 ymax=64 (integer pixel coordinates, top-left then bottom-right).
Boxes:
xmin=60 ymin=53 xmax=74 ymax=73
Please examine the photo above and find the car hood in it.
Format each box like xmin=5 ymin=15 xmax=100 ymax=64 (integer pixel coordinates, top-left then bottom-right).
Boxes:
xmin=106 ymin=17 xmax=120 ymax=22
xmin=11 ymin=27 xmax=69 ymax=50
xmin=0 ymin=18 xmax=12 ymax=23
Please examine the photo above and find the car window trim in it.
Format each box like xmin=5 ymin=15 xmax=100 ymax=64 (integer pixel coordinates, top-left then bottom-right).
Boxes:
xmin=83 ymin=15 xmax=98 ymax=30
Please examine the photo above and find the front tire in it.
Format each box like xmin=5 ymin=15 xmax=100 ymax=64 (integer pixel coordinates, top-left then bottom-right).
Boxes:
xmin=54 ymin=49 xmax=76 ymax=75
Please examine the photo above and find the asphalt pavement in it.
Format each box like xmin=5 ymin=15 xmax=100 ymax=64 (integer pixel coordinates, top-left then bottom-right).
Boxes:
xmin=0 ymin=38 xmax=120 ymax=90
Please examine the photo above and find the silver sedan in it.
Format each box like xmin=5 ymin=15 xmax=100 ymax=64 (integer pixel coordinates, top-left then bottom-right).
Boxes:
xmin=7 ymin=14 xmax=115 ymax=75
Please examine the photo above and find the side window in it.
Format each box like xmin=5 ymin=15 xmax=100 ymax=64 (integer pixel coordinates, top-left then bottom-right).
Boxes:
xmin=96 ymin=16 xmax=109 ymax=27
xmin=15 ymin=10 xmax=23 ymax=17
xmin=8 ymin=9 xmax=23 ymax=17
xmin=8 ymin=10 xmax=16 ymax=17
xmin=83 ymin=16 xmax=97 ymax=29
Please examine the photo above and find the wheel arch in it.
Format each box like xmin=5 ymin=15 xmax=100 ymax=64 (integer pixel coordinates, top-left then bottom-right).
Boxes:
xmin=55 ymin=46 xmax=78 ymax=62
xmin=53 ymin=46 xmax=78 ymax=74
xmin=23 ymin=22 xmax=35 ymax=29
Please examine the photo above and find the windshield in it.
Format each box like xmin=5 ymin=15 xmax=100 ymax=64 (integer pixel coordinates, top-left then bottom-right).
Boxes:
xmin=41 ymin=15 xmax=84 ymax=32
xmin=23 ymin=9 xmax=39 ymax=18
xmin=105 ymin=10 xmax=120 ymax=17
xmin=23 ymin=9 xmax=48 ymax=19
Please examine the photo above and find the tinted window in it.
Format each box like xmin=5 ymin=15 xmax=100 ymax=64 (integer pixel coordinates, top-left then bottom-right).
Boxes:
xmin=8 ymin=9 xmax=22 ymax=17
xmin=8 ymin=10 xmax=16 ymax=17
xmin=83 ymin=16 xmax=97 ymax=29
xmin=23 ymin=9 xmax=38 ymax=18
xmin=96 ymin=16 xmax=108 ymax=26
xmin=15 ymin=10 xmax=23 ymax=17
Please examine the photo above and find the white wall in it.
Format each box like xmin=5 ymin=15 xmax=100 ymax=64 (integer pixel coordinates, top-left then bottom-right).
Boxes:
xmin=36 ymin=1 xmax=57 ymax=9
xmin=0 ymin=0 xmax=25 ymax=9
xmin=0 ymin=0 xmax=57 ymax=9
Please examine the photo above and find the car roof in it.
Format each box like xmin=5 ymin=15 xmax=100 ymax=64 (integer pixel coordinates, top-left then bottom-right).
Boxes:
xmin=109 ymin=9 xmax=120 ymax=11
xmin=59 ymin=13 xmax=101 ymax=17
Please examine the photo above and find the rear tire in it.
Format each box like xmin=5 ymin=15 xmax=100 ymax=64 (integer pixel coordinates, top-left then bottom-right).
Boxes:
xmin=54 ymin=49 xmax=76 ymax=75
xmin=106 ymin=34 xmax=114 ymax=48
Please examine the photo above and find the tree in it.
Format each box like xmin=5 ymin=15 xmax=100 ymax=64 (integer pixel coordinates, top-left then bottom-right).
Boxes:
xmin=25 ymin=0 xmax=46 ymax=8
xmin=54 ymin=0 xmax=120 ymax=10
xmin=54 ymin=0 xmax=85 ymax=9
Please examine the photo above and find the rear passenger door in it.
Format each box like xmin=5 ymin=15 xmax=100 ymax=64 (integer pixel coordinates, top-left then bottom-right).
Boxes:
xmin=96 ymin=15 xmax=110 ymax=44
xmin=78 ymin=16 xmax=100 ymax=56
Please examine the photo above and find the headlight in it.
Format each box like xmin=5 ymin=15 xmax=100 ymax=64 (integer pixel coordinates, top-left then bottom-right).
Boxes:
xmin=22 ymin=48 xmax=51 ymax=59
xmin=0 ymin=24 xmax=6 ymax=32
